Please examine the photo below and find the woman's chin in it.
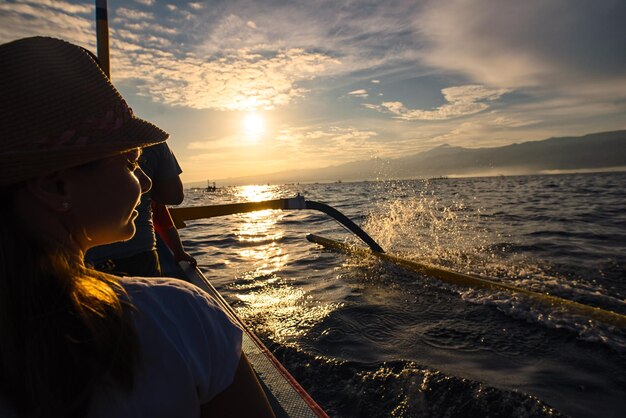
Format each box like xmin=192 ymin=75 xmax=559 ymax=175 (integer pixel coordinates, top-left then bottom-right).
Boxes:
xmin=119 ymin=212 xmax=139 ymax=240
xmin=122 ymin=223 xmax=137 ymax=241
xmin=108 ymin=223 xmax=137 ymax=245
xmin=84 ymin=216 xmax=138 ymax=249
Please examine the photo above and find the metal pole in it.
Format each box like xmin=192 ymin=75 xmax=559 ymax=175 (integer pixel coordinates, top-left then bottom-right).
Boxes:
xmin=95 ymin=0 xmax=110 ymax=77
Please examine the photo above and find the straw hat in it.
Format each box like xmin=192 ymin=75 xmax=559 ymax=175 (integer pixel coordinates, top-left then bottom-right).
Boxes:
xmin=0 ymin=37 xmax=169 ymax=186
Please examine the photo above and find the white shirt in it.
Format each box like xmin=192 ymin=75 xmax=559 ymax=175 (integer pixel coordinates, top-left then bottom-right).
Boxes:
xmin=89 ymin=276 xmax=243 ymax=417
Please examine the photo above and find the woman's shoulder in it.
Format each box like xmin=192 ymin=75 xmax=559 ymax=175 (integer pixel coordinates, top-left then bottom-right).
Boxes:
xmin=117 ymin=275 xmax=239 ymax=332
xmin=117 ymin=275 xmax=242 ymax=362
xmin=116 ymin=276 xmax=236 ymax=333
xmin=118 ymin=276 xmax=216 ymax=305
xmin=119 ymin=275 xmax=204 ymax=295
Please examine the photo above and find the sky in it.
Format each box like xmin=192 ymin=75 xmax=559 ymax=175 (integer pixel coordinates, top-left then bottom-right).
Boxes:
xmin=1 ymin=0 xmax=625 ymax=184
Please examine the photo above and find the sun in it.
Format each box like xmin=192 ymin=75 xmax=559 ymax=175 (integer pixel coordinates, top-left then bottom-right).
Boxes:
xmin=243 ymin=113 xmax=265 ymax=139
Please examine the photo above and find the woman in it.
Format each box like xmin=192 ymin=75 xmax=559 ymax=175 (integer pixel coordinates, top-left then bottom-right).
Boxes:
xmin=0 ymin=37 xmax=274 ymax=417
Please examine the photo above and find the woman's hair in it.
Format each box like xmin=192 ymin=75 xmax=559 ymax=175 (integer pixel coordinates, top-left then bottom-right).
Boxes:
xmin=0 ymin=184 xmax=139 ymax=417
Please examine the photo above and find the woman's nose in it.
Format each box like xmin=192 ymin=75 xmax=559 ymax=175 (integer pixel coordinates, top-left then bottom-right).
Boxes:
xmin=136 ymin=167 xmax=152 ymax=194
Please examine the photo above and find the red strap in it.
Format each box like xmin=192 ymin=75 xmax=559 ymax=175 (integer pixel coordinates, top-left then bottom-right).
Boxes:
xmin=152 ymin=201 xmax=175 ymax=230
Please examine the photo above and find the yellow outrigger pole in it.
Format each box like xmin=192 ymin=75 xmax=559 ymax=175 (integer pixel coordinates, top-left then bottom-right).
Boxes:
xmin=305 ymin=234 xmax=626 ymax=328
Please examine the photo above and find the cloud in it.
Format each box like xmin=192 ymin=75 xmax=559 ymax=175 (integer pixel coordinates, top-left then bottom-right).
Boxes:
xmin=272 ymin=126 xmax=381 ymax=164
xmin=0 ymin=1 xmax=94 ymax=48
xmin=490 ymin=116 xmax=540 ymax=129
xmin=187 ymin=1 xmax=425 ymax=78
xmin=348 ymin=89 xmax=368 ymax=98
xmin=195 ymin=13 xmax=273 ymax=54
xmin=366 ymin=85 xmax=510 ymax=120
xmin=183 ymin=125 xmax=381 ymax=179
xmin=134 ymin=0 xmax=154 ymax=6
xmin=426 ymin=94 xmax=626 ymax=149
xmin=0 ymin=2 xmax=458 ymax=114
xmin=114 ymin=47 xmax=338 ymax=110
xmin=0 ymin=2 xmax=340 ymax=111
xmin=416 ymin=0 xmax=626 ymax=97
xmin=12 ymin=0 xmax=92 ymax=15
xmin=115 ymin=8 xmax=154 ymax=21
xmin=111 ymin=11 xmax=341 ymax=110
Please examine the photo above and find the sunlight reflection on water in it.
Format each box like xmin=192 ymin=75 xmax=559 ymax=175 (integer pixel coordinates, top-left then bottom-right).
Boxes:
xmin=227 ymin=184 xmax=339 ymax=343
xmin=236 ymin=184 xmax=279 ymax=202
xmin=237 ymin=285 xmax=340 ymax=342
xmin=233 ymin=185 xmax=287 ymax=274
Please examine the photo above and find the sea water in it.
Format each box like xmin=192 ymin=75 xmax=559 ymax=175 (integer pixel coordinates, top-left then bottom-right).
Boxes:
xmin=177 ymin=171 xmax=626 ymax=418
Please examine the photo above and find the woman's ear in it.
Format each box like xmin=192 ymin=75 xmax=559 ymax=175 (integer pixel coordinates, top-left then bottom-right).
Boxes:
xmin=26 ymin=171 xmax=72 ymax=212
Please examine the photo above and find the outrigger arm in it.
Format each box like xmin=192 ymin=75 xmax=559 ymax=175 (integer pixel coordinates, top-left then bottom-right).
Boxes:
xmin=169 ymin=194 xmax=385 ymax=253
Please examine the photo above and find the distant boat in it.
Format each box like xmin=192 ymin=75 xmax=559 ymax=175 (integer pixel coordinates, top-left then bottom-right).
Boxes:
xmin=206 ymin=180 xmax=217 ymax=192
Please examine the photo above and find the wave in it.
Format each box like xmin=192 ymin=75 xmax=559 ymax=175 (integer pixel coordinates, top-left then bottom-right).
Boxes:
xmin=269 ymin=346 xmax=564 ymax=418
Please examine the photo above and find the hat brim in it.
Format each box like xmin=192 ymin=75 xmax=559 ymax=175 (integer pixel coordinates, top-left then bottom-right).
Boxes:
xmin=0 ymin=116 xmax=168 ymax=186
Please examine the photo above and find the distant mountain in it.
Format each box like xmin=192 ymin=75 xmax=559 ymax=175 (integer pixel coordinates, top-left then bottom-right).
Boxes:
xmin=209 ymin=130 xmax=626 ymax=186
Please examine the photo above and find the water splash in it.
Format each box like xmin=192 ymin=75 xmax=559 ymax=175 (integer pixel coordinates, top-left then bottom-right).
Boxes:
xmin=363 ymin=180 xmax=504 ymax=272
xmin=358 ymin=180 xmax=626 ymax=350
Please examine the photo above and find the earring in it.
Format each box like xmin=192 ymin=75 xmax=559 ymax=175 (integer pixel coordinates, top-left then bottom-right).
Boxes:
xmin=61 ymin=201 xmax=71 ymax=210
